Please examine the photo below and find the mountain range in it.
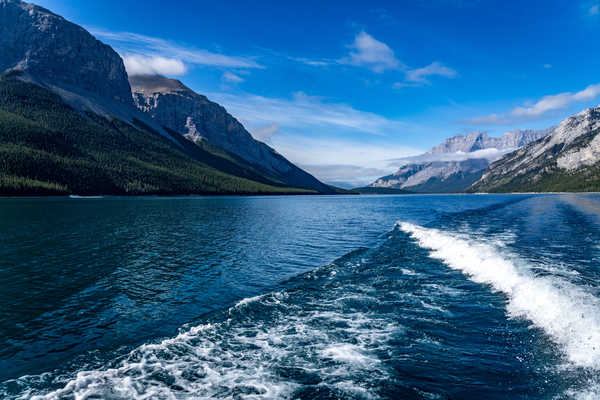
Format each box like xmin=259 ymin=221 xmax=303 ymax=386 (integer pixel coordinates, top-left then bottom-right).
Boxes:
xmin=369 ymin=129 xmax=552 ymax=193
xmin=0 ymin=0 xmax=334 ymax=195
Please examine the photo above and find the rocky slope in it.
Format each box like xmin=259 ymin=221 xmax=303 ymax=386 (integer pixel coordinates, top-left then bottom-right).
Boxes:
xmin=370 ymin=129 xmax=550 ymax=192
xmin=470 ymin=106 xmax=600 ymax=192
xmin=0 ymin=0 xmax=143 ymax=120
xmin=130 ymin=74 xmax=330 ymax=192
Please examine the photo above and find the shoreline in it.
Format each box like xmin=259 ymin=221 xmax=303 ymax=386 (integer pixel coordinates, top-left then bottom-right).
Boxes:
xmin=2 ymin=191 xmax=600 ymax=200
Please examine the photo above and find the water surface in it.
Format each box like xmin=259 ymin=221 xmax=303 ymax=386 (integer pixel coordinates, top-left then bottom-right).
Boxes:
xmin=1 ymin=194 xmax=599 ymax=399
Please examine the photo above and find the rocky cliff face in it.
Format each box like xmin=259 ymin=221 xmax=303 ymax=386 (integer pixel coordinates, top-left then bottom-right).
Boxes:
xmin=370 ymin=128 xmax=550 ymax=192
xmin=0 ymin=0 xmax=132 ymax=109
xmin=130 ymin=74 xmax=330 ymax=192
xmin=427 ymin=129 xmax=551 ymax=154
xmin=471 ymin=106 xmax=600 ymax=192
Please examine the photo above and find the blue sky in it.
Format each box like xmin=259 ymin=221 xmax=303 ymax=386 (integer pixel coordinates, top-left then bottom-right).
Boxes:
xmin=34 ymin=0 xmax=600 ymax=187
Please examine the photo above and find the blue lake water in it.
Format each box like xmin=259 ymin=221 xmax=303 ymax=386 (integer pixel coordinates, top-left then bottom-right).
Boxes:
xmin=1 ymin=194 xmax=600 ymax=399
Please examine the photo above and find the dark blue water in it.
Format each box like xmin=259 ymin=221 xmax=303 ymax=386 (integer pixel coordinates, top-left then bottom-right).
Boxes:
xmin=1 ymin=194 xmax=600 ymax=399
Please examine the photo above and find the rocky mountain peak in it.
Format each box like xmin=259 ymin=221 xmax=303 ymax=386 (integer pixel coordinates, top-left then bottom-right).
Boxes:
xmin=130 ymin=74 xmax=329 ymax=192
xmin=550 ymin=106 xmax=600 ymax=146
xmin=427 ymin=131 xmax=489 ymax=154
xmin=0 ymin=0 xmax=132 ymax=107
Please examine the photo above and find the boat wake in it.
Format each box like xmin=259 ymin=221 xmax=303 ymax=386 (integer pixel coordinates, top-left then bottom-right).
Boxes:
xmin=399 ymin=221 xmax=600 ymax=398
xmin=6 ymin=213 xmax=600 ymax=399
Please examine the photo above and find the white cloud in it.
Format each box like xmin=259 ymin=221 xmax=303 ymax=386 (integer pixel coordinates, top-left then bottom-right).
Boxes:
xmin=222 ymin=72 xmax=244 ymax=83
xmin=207 ymin=91 xmax=407 ymax=135
xmin=544 ymin=63 xmax=552 ymax=69
xmin=340 ymin=31 xmax=401 ymax=72
xmin=389 ymin=147 xmax=513 ymax=167
xmin=464 ymin=83 xmax=600 ymax=124
xmin=298 ymin=164 xmax=391 ymax=187
xmin=271 ymin=135 xmax=421 ymax=187
xmin=90 ymin=28 xmax=263 ymax=72
xmin=203 ymin=89 xmax=421 ymax=186
xmin=250 ymin=123 xmax=280 ymax=142
xmin=512 ymin=84 xmax=600 ymax=118
xmin=289 ymin=32 xmax=457 ymax=89
xmin=290 ymin=57 xmax=333 ymax=67
xmin=590 ymin=4 xmax=599 ymax=15
xmin=123 ymin=55 xmax=187 ymax=76
xmin=404 ymin=62 xmax=457 ymax=84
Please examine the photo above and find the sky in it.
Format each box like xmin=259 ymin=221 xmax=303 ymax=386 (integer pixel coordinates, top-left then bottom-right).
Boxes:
xmin=33 ymin=0 xmax=600 ymax=187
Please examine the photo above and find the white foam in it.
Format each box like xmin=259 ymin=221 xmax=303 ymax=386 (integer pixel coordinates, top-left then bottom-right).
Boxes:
xmin=322 ymin=343 xmax=376 ymax=365
xmin=25 ymin=281 xmax=396 ymax=400
xmin=235 ymin=294 xmax=265 ymax=308
xmin=399 ymin=222 xmax=600 ymax=370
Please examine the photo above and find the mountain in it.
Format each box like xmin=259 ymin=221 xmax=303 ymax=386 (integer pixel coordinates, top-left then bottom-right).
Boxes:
xmin=427 ymin=130 xmax=550 ymax=154
xmin=0 ymin=0 xmax=150 ymax=124
xmin=129 ymin=74 xmax=331 ymax=193
xmin=0 ymin=0 xmax=331 ymax=195
xmin=0 ymin=76 xmax=322 ymax=195
xmin=470 ymin=106 xmax=600 ymax=192
xmin=370 ymin=129 xmax=551 ymax=193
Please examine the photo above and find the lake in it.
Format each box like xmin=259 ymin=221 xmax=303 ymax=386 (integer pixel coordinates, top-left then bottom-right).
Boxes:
xmin=1 ymin=194 xmax=600 ymax=399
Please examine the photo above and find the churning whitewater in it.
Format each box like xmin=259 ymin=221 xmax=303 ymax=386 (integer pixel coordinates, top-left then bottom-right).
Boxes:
xmin=2 ymin=194 xmax=600 ymax=399
xmin=399 ymin=222 xmax=600 ymax=370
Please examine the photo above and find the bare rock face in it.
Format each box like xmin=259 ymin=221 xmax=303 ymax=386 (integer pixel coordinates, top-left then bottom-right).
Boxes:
xmin=130 ymin=74 xmax=330 ymax=192
xmin=0 ymin=0 xmax=132 ymax=106
xmin=472 ymin=106 xmax=600 ymax=192
xmin=427 ymin=129 xmax=551 ymax=154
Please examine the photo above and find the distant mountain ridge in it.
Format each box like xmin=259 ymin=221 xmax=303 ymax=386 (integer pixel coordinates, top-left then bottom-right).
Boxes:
xmin=0 ymin=0 xmax=332 ymax=195
xmin=130 ymin=75 xmax=330 ymax=193
xmin=370 ymin=128 xmax=551 ymax=192
xmin=471 ymin=106 xmax=600 ymax=192
xmin=427 ymin=129 xmax=551 ymax=154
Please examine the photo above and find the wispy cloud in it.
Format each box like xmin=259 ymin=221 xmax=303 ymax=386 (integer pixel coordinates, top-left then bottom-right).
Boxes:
xmin=388 ymin=147 xmax=513 ymax=167
xmin=90 ymin=28 xmax=263 ymax=75
xmin=292 ymin=31 xmax=457 ymax=88
xmin=590 ymin=4 xmax=599 ymax=15
xmin=123 ymin=55 xmax=187 ymax=76
xmin=339 ymin=31 xmax=402 ymax=73
xmin=203 ymin=89 xmax=421 ymax=186
xmin=464 ymin=83 xmax=600 ymax=124
xmin=404 ymin=62 xmax=458 ymax=84
xmin=250 ymin=123 xmax=280 ymax=142
xmin=298 ymin=164 xmax=392 ymax=188
xmin=222 ymin=72 xmax=244 ymax=83
xmin=270 ymin=136 xmax=421 ymax=187
xmin=207 ymin=91 xmax=407 ymax=135
xmin=290 ymin=57 xmax=333 ymax=67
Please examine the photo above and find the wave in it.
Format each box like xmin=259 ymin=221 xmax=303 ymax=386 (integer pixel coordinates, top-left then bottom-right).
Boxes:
xmin=399 ymin=222 xmax=600 ymax=371
xmin=18 ymin=273 xmax=397 ymax=399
